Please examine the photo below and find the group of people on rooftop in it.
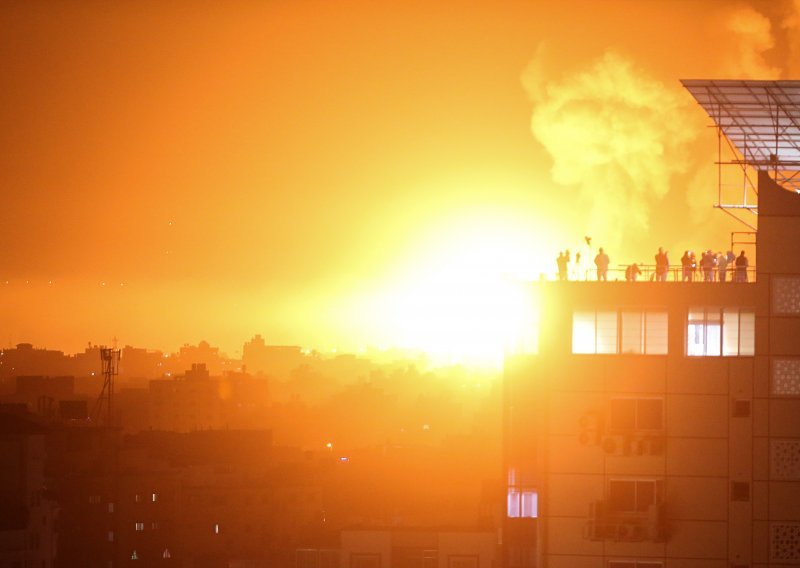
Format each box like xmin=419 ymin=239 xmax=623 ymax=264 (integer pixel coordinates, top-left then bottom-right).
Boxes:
xmin=556 ymin=245 xmax=751 ymax=282
xmin=677 ymin=249 xmax=749 ymax=282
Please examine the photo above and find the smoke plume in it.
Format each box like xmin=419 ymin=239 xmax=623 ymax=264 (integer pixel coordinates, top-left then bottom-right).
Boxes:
xmin=521 ymin=50 xmax=695 ymax=252
xmin=725 ymin=6 xmax=781 ymax=79
xmin=782 ymin=0 xmax=800 ymax=76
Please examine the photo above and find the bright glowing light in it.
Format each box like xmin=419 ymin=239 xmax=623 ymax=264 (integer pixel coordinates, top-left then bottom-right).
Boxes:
xmin=345 ymin=211 xmax=545 ymax=368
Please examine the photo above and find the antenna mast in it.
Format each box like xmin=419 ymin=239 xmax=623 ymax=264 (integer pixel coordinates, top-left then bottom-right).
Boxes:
xmin=93 ymin=346 xmax=121 ymax=427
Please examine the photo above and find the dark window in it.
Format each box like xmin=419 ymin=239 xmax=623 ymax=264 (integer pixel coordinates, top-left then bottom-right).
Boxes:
xmin=609 ymin=399 xmax=663 ymax=432
xmin=731 ymin=481 xmax=750 ymax=502
xmin=609 ymin=480 xmax=662 ymax=513
xmin=732 ymin=400 xmax=751 ymax=418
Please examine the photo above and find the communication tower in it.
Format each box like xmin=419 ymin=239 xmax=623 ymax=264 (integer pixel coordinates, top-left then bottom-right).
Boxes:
xmin=92 ymin=346 xmax=121 ymax=427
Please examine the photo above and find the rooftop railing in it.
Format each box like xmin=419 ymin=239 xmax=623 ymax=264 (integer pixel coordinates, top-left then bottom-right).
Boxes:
xmin=559 ymin=264 xmax=757 ymax=283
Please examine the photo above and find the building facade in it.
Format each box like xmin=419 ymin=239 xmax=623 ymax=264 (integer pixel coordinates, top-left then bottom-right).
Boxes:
xmin=504 ymin=171 xmax=800 ymax=568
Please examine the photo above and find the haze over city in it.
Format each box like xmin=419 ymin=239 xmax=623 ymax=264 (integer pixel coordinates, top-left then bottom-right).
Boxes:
xmin=3 ymin=0 xmax=799 ymax=364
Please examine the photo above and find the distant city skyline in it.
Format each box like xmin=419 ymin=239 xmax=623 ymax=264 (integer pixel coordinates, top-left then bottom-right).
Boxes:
xmin=2 ymin=0 xmax=798 ymax=362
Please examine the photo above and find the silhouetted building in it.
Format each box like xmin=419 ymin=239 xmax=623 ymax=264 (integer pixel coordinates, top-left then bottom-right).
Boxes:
xmin=0 ymin=411 xmax=58 ymax=567
xmin=148 ymin=364 xmax=269 ymax=432
xmin=243 ymin=334 xmax=306 ymax=378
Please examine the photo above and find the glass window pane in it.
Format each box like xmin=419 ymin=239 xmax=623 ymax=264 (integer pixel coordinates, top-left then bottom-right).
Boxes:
xmin=637 ymin=399 xmax=663 ymax=430
xmin=645 ymin=312 xmax=668 ymax=354
xmin=621 ymin=312 xmax=643 ymax=354
xmin=507 ymin=489 xmax=520 ymax=518
xmin=521 ymin=491 xmax=538 ymax=518
xmin=723 ymin=309 xmax=740 ymax=356
xmin=688 ymin=308 xmax=705 ymax=322
xmin=609 ymin=481 xmax=636 ymax=512
xmin=706 ymin=322 xmax=721 ymax=356
xmin=687 ymin=323 xmax=706 ymax=356
xmin=739 ymin=311 xmax=755 ymax=355
xmin=610 ymin=399 xmax=636 ymax=431
xmin=596 ymin=311 xmax=618 ymax=354
xmin=572 ymin=312 xmax=596 ymax=354
xmin=636 ymin=481 xmax=655 ymax=512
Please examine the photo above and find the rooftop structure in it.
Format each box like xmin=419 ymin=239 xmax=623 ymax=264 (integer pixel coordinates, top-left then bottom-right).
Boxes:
xmin=682 ymin=79 xmax=800 ymax=229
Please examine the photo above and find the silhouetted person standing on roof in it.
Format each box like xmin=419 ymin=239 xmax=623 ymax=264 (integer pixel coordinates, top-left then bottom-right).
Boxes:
xmin=735 ymin=250 xmax=749 ymax=282
xmin=655 ymin=247 xmax=669 ymax=282
xmin=595 ymin=247 xmax=609 ymax=281
xmin=556 ymin=252 xmax=567 ymax=281
xmin=716 ymin=251 xmax=728 ymax=282
xmin=701 ymin=249 xmax=716 ymax=282
xmin=681 ymin=251 xmax=692 ymax=282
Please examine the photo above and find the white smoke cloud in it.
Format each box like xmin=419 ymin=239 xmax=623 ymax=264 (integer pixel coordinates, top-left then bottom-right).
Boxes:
xmin=725 ymin=6 xmax=781 ymax=79
xmin=782 ymin=0 xmax=800 ymax=76
xmin=521 ymin=50 xmax=696 ymax=251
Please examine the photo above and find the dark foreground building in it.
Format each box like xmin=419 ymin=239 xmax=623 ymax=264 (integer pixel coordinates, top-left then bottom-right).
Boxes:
xmin=503 ymin=81 xmax=800 ymax=568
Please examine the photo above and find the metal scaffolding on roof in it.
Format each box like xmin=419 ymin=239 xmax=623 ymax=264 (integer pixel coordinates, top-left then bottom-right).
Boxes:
xmin=682 ymin=79 xmax=800 ymax=230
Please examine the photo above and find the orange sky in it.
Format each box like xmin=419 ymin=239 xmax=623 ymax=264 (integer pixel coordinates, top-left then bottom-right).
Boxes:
xmin=1 ymin=0 xmax=798 ymax=358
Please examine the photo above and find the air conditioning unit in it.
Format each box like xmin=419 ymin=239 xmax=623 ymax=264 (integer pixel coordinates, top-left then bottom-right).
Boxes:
xmin=616 ymin=520 xmax=646 ymax=542
xmin=585 ymin=519 xmax=618 ymax=541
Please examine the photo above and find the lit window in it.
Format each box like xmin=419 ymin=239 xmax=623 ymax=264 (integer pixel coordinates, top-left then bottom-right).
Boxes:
xmin=687 ymin=307 xmax=754 ymax=356
xmin=214 ymin=523 xmax=220 ymax=534
xmin=621 ymin=311 xmax=668 ymax=354
xmin=151 ymin=492 xmax=158 ymax=502
xmin=131 ymin=550 xmax=138 ymax=560
xmin=608 ymin=479 xmax=663 ymax=513
xmin=135 ymin=522 xmax=144 ymax=532
xmin=573 ymin=311 xmax=618 ymax=354
xmin=609 ymin=399 xmax=663 ymax=432
xmin=163 ymin=549 xmax=171 ymax=559
xmin=507 ymin=468 xmax=538 ymax=518
xmin=574 ymin=310 xmax=668 ymax=355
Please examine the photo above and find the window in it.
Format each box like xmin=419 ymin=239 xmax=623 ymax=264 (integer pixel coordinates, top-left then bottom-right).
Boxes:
xmin=394 ymin=548 xmax=437 ymax=568
xmin=608 ymin=479 xmax=663 ymax=513
xmin=297 ymin=549 xmax=320 ymax=568
xmin=507 ymin=468 xmax=538 ymax=518
xmin=574 ymin=310 xmax=668 ymax=354
xmin=320 ymin=550 xmax=340 ymax=568
xmin=151 ymin=492 xmax=158 ymax=503
xmin=89 ymin=495 xmax=101 ymax=505
xmin=732 ymin=400 xmax=751 ymax=417
xmin=573 ymin=311 xmax=617 ymax=353
xmin=350 ymin=554 xmax=380 ymax=568
xmin=687 ymin=307 xmax=754 ymax=356
xmin=621 ymin=311 xmax=668 ymax=355
xmin=135 ymin=522 xmax=145 ymax=532
xmin=608 ymin=562 xmax=663 ymax=568
xmin=107 ymin=531 xmax=114 ymax=542
xmin=448 ymin=557 xmax=478 ymax=568
xmin=731 ymin=481 xmax=750 ymax=502
xmin=609 ymin=399 xmax=663 ymax=432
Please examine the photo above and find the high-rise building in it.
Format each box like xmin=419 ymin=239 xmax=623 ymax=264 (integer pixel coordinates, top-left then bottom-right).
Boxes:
xmin=503 ymin=81 xmax=800 ymax=568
